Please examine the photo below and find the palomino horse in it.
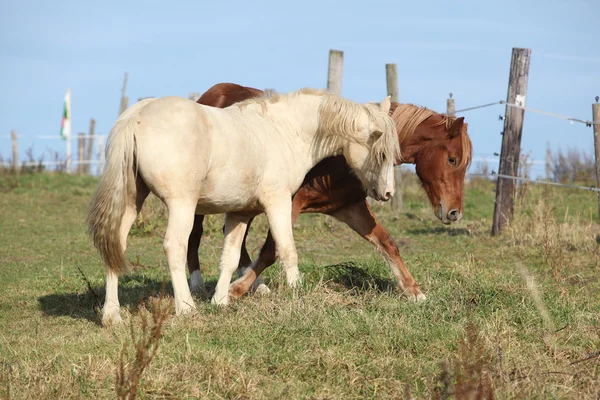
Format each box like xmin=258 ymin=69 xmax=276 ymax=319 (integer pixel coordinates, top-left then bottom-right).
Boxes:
xmin=87 ymin=88 xmax=400 ymax=325
xmin=187 ymin=83 xmax=472 ymax=301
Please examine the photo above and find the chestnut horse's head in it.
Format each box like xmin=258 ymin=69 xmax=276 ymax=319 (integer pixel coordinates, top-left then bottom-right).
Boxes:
xmin=391 ymin=104 xmax=472 ymax=225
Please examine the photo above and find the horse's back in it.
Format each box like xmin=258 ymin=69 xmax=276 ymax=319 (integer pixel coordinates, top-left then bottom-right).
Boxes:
xmin=132 ymin=96 xmax=271 ymax=208
xmin=198 ymin=83 xmax=263 ymax=108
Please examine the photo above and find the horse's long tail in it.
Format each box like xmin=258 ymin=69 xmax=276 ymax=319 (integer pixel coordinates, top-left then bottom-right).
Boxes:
xmin=86 ymin=107 xmax=143 ymax=274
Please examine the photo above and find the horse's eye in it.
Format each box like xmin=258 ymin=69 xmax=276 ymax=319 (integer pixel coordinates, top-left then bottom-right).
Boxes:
xmin=449 ymin=157 xmax=457 ymax=166
xmin=381 ymin=153 xmax=386 ymax=162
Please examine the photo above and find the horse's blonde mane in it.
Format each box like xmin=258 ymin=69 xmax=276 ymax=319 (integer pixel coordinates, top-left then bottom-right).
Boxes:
xmin=391 ymin=104 xmax=472 ymax=170
xmin=235 ymin=88 xmax=401 ymax=169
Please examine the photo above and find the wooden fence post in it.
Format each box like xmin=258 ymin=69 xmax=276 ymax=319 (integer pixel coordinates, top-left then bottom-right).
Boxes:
xmin=592 ymin=99 xmax=600 ymax=223
xmin=77 ymin=133 xmax=85 ymax=174
xmin=119 ymin=72 xmax=128 ymax=116
xmin=491 ymin=48 xmax=531 ymax=236
xmin=446 ymin=93 xmax=455 ymax=117
xmin=385 ymin=64 xmax=399 ymax=103
xmin=327 ymin=50 xmax=343 ymax=95
xmin=97 ymin=136 xmax=105 ymax=175
xmin=386 ymin=63 xmax=403 ymax=211
xmin=11 ymin=130 xmax=18 ymax=173
xmin=545 ymin=142 xmax=551 ymax=180
xmin=85 ymin=118 xmax=95 ymax=174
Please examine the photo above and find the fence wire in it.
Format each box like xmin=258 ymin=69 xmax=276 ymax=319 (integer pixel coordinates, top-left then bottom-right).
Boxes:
xmin=453 ymin=101 xmax=600 ymax=127
xmin=470 ymin=171 xmax=600 ymax=193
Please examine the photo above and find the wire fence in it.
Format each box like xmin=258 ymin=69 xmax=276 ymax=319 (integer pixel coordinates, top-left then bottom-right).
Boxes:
xmin=469 ymin=171 xmax=600 ymax=193
xmin=453 ymin=100 xmax=600 ymax=127
xmin=2 ymin=98 xmax=599 ymax=189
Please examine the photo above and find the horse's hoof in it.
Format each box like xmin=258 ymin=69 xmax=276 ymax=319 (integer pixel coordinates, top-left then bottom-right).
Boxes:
xmin=254 ymin=284 xmax=271 ymax=296
xmin=286 ymin=275 xmax=302 ymax=289
xmin=210 ymin=293 xmax=229 ymax=306
xmin=102 ymin=310 xmax=123 ymax=326
xmin=406 ymin=291 xmax=427 ymax=302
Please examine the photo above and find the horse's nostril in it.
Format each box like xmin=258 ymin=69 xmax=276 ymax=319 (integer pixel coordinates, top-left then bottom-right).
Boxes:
xmin=448 ymin=209 xmax=460 ymax=221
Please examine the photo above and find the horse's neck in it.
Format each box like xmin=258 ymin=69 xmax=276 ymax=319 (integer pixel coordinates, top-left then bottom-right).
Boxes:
xmin=271 ymin=96 xmax=346 ymax=164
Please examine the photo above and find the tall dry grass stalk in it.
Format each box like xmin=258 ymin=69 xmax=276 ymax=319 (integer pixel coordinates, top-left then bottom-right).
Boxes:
xmin=433 ymin=319 xmax=495 ymax=400
xmin=0 ymin=363 xmax=11 ymax=400
xmin=115 ymin=287 xmax=172 ymax=400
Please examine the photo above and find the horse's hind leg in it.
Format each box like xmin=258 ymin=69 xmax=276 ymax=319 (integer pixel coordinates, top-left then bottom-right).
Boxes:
xmin=102 ymin=176 xmax=150 ymax=325
xmin=164 ymin=199 xmax=198 ymax=315
xmin=188 ymin=214 xmax=207 ymax=296
xmin=211 ymin=213 xmax=251 ymax=305
xmin=237 ymin=217 xmax=254 ymax=269
xmin=230 ymin=197 xmax=304 ymax=297
xmin=329 ymin=200 xmax=425 ymax=301
xmin=233 ymin=217 xmax=269 ymax=294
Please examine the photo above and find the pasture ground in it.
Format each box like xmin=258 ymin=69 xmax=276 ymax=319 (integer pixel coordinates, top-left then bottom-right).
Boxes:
xmin=0 ymin=172 xmax=599 ymax=399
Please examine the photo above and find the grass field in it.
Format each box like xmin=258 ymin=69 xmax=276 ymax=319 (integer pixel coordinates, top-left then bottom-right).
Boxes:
xmin=0 ymin=172 xmax=599 ymax=399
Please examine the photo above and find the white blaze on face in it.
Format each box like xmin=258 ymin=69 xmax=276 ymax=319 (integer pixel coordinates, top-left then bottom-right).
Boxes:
xmin=385 ymin=163 xmax=395 ymax=197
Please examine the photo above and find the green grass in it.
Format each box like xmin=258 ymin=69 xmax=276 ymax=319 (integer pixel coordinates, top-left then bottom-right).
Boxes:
xmin=0 ymin=172 xmax=599 ymax=399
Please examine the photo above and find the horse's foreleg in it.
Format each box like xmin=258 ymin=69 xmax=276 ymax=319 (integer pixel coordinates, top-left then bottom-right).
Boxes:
xmin=229 ymin=198 xmax=303 ymax=297
xmin=329 ymin=200 xmax=426 ymax=301
xmin=187 ymin=214 xmax=207 ymax=296
xmin=211 ymin=214 xmax=251 ymax=306
xmin=164 ymin=200 xmax=198 ymax=315
xmin=261 ymin=198 xmax=301 ymax=288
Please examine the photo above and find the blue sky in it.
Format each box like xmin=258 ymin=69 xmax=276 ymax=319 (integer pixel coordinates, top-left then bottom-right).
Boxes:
xmin=1 ymin=0 xmax=598 ymax=177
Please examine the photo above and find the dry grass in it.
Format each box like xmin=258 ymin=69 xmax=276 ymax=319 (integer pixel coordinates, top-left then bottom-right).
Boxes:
xmin=1 ymin=173 xmax=599 ymax=399
xmin=115 ymin=283 xmax=173 ymax=400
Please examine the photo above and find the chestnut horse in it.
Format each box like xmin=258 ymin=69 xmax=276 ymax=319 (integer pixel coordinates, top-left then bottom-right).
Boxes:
xmin=188 ymin=83 xmax=472 ymax=301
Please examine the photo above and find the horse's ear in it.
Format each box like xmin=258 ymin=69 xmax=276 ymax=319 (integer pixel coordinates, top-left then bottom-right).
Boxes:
xmin=379 ymin=96 xmax=391 ymax=114
xmin=449 ymin=117 xmax=464 ymax=139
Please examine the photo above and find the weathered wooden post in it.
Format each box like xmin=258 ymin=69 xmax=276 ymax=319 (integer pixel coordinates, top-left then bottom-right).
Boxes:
xmin=545 ymin=142 xmax=551 ymax=181
xmin=386 ymin=63 xmax=403 ymax=211
xmin=592 ymin=97 xmax=600 ymax=223
xmin=385 ymin=64 xmax=399 ymax=103
xmin=97 ymin=136 xmax=105 ymax=175
xmin=446 ymin=93 xmax=455 ymax=117
xmin=77 ymin=133 xmax=85 ymax=174
xmin=85 ymin=118 xmax=95 ymax=174
xmin=491 ymin=48 xmax=531 ymax=236
xmin=11 ymin=130 xmax=18 ymax=173
xmin=327 ymin=50 xmax=343 ymax=95
xmin=119 ymin=72 xmax=128 ymax=116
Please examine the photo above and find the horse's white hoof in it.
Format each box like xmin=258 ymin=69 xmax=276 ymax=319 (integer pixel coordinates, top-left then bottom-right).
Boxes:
xmin=286 ymin=270 xmax=302 ymax=288
xmin=406 ymin=292 xmax=427 ymax=302
xmin=175 ymin=304 xmax=197 ymax=315
xmin=211 ymin=293 xmax=229 ymax=306
xmin=254 ymin=284 xmax=271 ymax=296
xmin=102 ymin=309 xmax=123 ymax=326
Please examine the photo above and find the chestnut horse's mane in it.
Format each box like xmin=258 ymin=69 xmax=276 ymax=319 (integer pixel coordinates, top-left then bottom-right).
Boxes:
xmin=390 ymin=103 xmax=472 ymax=170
